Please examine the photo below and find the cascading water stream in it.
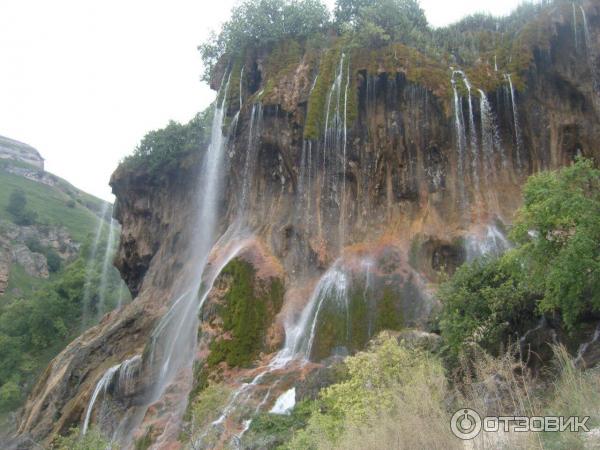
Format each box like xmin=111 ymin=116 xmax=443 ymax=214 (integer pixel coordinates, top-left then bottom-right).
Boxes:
xmin=239 ymin=66 xmax=244 ymax=110
xmin=197 ymin=261 xmax=353 ymax=447
xmin=239 ymin=103 xmax=263 ymax=216
xmin=451 ymin=72 xmax=468 ymax=208
xmin=81 ymin=203 xmax=109 ymax=329
xmin=97 ymin=217 xmax=116 ymax=318
xmin=322 ymin=53 xmax=350 ymax=251
xmin=505 ymin=74 xmax=523 ymax=170
xmin=478 ymin=89 xmax=505 ymax=180
xmin=465 ymin=225 xmax=511 ymax=261
xmin=463 ymin=73 xmax=480 ymax=192
xmin=579 ymin=5 xmax=600 ymax=97
xmin=573 ymin=2 xmax=579 ymax=52
xmin=82 ymin=364 xmax=120 ymax=435
xmin=83 ymin=74 xmax=239 ymax=444
xmin=574 ymin=325 xmax=600 ymax=367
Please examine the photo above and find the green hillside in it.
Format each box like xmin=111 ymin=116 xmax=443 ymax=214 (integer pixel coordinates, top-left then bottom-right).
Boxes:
xmin=0 ymin=157 xmax=129 ymax=415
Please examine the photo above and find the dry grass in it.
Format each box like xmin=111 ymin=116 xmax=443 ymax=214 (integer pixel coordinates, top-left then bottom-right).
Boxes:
xmin=301 ymin=344 xmax=600 ymax=450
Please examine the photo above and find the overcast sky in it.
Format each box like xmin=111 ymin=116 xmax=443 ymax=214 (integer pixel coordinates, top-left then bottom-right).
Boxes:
xmin=0 ymin=0 xmax=526 ymax=201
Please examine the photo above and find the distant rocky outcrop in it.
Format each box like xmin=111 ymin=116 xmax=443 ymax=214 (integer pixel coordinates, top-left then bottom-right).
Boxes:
xmin=0 ymin=221 xmax=79 ymax=295
xmin=0 ymin=135 xmax=44 ymax=171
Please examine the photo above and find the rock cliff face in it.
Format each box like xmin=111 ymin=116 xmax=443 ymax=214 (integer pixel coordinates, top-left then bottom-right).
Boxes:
xmin=0 ymin=135 xmax=44 ymax=171
xmin=12 ymin=1 xmax=600 ymax=448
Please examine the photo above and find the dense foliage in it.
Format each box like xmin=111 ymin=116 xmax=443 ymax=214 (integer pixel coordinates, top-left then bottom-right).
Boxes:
xmin=0 ymin=233 xmax=125 ymax=413
xmin=199 ymin=0 xmax=329 ymax=82
xmin=334 ymin=0 xmax=428 ymax=48
xmin=439 ymin=158 xmax=600 ymax=361
xmin=511 ymin=157 xmax=600 ymax=328
xmin=0 ymin=258 xmax=87 ymax=411
xmin=6 ymin=188 xmax=37 ymax=226
xmin=282 ymin=335 xmax=448 ymax=449
xmin=122 ymin=110 xmax=212 ymax=180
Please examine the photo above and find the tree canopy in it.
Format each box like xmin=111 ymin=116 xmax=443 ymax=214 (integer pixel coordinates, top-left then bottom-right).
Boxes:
xmin=439 ymin=158 xmax=600 ymax=361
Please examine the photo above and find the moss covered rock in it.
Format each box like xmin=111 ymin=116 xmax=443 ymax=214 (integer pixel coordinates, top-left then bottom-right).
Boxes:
xmin=206 ymin=258 xmax=285 ymax=368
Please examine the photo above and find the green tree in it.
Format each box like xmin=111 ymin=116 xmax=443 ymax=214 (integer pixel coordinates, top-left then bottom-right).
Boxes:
xmin=511 ymin=157 xmax=600 ymax=328
xmin=438 ymin=256 xmax=538 ymax=360
xmin=334 ymin=0 xmax=429 ymax=48
xmin=438 ymin=158 xmax=600 ymax=362
xmin=199 ymin=0 xmax=330 ymax=82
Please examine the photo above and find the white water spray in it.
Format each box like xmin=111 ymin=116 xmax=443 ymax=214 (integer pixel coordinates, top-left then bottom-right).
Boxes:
xmin=452 ymin=72 xmax=468 ymax=207
xmin=506 ymin=74 xmax=523 ymax=170
xmin=97 ymin=217 xmax=117 ymax=318
xmin=81 ymin=203 xmax=109 ymax=328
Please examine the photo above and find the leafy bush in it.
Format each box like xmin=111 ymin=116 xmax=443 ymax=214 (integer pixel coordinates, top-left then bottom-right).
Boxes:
xmin=122 ymin=110 xmax=212 ymax=180
xmin=438 ymin=158 xmax=600 ymax=363
xmin=199 ymin=0 xmax=330 ymax=81
xmin=438 ymin=255 xmax=538 ymax=361
xmin=241 ymin=400 xmax=314 ymax=449
xmin=52 ymin=427 xmax=113 ymax=450
xmin=0 ymin=257 xmax=89 ymax=412
xmin=25 ymin=238 xmax=62 ymax=272
xmin=6 ymin=188 xmax=37 ymax=225
xmin=283 ymin=334 xmax=449 ymax=449
xmin=0 ymin=379 xmax=21 ymax=412
xmin=510 ymin=157 xmax=600 ymax=328
xmin=334 ymin=0 xmax=429 ymax=48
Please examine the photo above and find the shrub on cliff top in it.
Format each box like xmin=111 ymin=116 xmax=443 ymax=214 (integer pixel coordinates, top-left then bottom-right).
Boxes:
xmin=199 ymin=0 xmax=330 ymax=82
xmin=122 ymin=109 xmax=212 ymax=180
xmin=334 ymin=0 xmax=429 ymax=48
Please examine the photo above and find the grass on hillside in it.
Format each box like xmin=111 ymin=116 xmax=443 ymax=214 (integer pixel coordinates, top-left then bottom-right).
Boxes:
xmin=0 ymin=170 xmax=103 ymax=243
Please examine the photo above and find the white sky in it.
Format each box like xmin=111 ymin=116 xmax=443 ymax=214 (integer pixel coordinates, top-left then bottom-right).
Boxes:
xmin=0 ymin=0 xmax=525 ymax=201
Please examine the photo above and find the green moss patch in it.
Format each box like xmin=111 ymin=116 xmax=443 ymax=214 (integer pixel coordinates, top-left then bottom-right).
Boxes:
xmin=207 ymin=258 xmax=284 ymax=368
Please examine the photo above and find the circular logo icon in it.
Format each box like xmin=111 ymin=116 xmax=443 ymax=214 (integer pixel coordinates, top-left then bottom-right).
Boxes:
xmin=451 ymin=408 xmax=482 ymax=440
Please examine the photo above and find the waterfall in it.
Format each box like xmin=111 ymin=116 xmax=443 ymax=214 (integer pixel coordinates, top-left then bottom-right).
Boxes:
xmin=239 ymin=103 xmax=263 ymax=214
xmin=85 ymin=74 xmax=239 ymax=443
xmin=574 ymin=325 xmax=600 ymax=367
xmin=479 ymin=89 xmax=505 ymax=180
xmin=464 ymin=74 xmax=479 ymax=192
xmin=239 ymin=66 xmax=244 ymax=110
xmin=580 ymin=5 xmax=599 ymax=96
xmin=82 ymin=355 xmax=142 ymax=436
xmin=363 ymin=259 xmax=374 ymax=338
xmin=580 ymin=5 xmax=590 ymax=47
xmin=197 ymin=262 xmax=350 ymax=445
xmin=97 ymin=217 xmax=116 ymax=318
xmin=451 ymin=72 xmax=467 ymax=207
xmin=573 ymin=3 xmax=579 ymax=52
xmin=322 ymin=53 xmax=350 ymax=250
xmin=116 ymin=355 xmax=142 ymax=397
xmin=148 ymin=69 xmax=234 ymax=387
xmin=269 ymin=388 xmax=296 ymax=415
xmin=465 ymin=225 xmax=511 ymax=261
xmin=280 ymin=264 xmax=349 ymax=362
xmin=82 ymin=364 xmax=121 ymax=435
xmin=505 ymin=74 xmax=523 ymax=170
xmin=81 ymin=203 xmax=109 ymax=328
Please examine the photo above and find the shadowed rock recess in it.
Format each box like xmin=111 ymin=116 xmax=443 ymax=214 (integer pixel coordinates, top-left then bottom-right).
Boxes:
xmin=10 ymin=1 xmax=600 ymax=448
